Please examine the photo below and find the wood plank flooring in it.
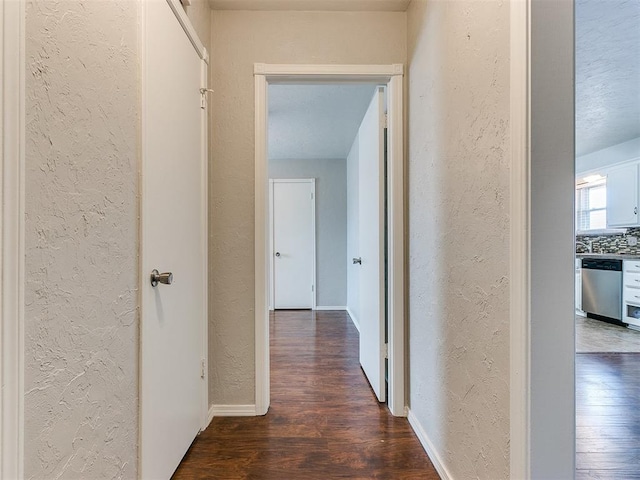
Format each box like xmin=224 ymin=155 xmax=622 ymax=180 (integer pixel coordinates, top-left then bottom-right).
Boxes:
xmin=576 ymin=353 xmax=640 ymax=480
xmin=173 ymin=310 xmax=439 ymax=479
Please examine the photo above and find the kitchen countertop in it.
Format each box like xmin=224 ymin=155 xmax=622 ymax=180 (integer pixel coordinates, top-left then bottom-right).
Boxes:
xmin=576 ymin=253 xmax=640 ymax=260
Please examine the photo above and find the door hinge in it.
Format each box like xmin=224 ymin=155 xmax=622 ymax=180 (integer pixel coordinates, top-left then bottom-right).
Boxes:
xmin=201 ymin=359 xmax=206 ymax=379
xmin=384 ymin=344 xmax=389 ymax=359
xmin=200 ymin=88 xmax=214 ymax=110
xmin=312 ymin=284 xmax=314 ymax=292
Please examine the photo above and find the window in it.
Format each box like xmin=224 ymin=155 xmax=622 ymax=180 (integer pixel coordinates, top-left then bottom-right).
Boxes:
xmin=576 ymin=179 xmax=607 ymax=231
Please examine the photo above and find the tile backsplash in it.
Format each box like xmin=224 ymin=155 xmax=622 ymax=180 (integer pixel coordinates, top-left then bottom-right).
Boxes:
xmin=576 ymin=228 xmax=640 ymax=255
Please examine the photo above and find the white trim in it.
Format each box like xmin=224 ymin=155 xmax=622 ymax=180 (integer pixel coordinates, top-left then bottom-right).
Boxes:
xmin=510 ymin=0 xmax=531 ymax=478
xmin=386 ymin=73 xmax=405 ymax=417
xmin=346 ymin=307 xmax=360 ymax=332
xmin=166 ymin=0 xmax=209 ymax=63
xmin=407 ymin=410 xmax=452 ymax=480
xmin=199 ymin=58 xmax=209 ymax=431
xmin=1 ymin=0 xmax=25 ymax=477
xmin=209 ymin=405 xmax=257 ymax=417
xmin=254 ymin=64 xmax=405 ymax=417
xmin=254 ymin=63 xmax=403 ymax=78
xmin=314 ymin=306 xmax=347 ymax=311
xmin=254 ymin=73 xmax=270 ymax=416
xmin=206 ymin=404 xmax=215 ymax=428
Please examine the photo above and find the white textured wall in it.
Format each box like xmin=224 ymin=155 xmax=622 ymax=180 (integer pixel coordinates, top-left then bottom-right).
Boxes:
xmin=24 ymin=1 xmax=139 ymax=478
xmin=269 ymin=159 xmax=347 ymax=307
xmin=406 ymin=0 xmax=510 ymax=478
xmin=23 ymin=1 xmax=213 ymax=477
xmin=209 ymin=10 xmax=406 ymax=405
xmin=346 ymin=134 xmax=360 ymax=326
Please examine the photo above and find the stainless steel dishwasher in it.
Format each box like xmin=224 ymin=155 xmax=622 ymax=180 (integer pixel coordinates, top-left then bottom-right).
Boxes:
xmin=581 ymin=258 xmax=623 ymax=323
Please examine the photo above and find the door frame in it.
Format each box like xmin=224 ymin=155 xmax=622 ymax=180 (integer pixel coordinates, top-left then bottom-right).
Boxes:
xmin=269 ymin=178 xmax=317 ymax=311
xmin=254 ymin=63 xmax=405 ymax=417
xmin=139 ymin=0 xmax=210 ymax=456
xmin=1 ymin=0 xmax=26 ymax=477
xmin=510 ymin=0 xmax=576 ymax=477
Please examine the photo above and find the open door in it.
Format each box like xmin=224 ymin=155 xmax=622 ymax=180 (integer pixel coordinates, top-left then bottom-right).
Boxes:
xmin=358 ymin=87 xmax=386 ymax=402
xmin=140 ymin=1 xmax=207 ymax=478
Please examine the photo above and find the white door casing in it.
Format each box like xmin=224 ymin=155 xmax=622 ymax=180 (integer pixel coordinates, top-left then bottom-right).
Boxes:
xmin=140 ymin=1 xmax=208 ymax=478
xmin=270 ymin=179 xmax=316 ymax=310
xmin=357 ymin=87 xmax=386 ymax=403
xmin=254 ymin=64 xmax=405 ymax=417
xmin=1 ymin=0 xmax=26 ymax=478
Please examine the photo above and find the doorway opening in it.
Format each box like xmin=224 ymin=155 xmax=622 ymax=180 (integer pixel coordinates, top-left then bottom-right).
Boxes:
xmin=573 ymin=0 xmax=640 ymax=477
xmin=254 ymin=64 xmax=405 ymax=417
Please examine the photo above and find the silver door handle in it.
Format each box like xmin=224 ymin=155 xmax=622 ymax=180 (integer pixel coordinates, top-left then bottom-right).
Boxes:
xmin=150 ymin=269 xmax=173 ymax=287
xmin=275 ymin=252 xmax=281 ymax=257
xmin=353 ymin=257 xmax=362 ymax=265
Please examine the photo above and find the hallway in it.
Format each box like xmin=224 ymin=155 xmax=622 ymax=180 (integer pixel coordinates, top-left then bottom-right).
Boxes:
xmin=173 ymin=310 xmax=439 ymax=479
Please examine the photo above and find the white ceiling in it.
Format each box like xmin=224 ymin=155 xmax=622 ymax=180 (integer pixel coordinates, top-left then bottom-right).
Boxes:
xmin=576 ymin=0 xmax=640 ymax=157
xmin=209 ymin=0 xmax=411 ymax=11
xmin=268 ymin=84 xmax=377 ymax=160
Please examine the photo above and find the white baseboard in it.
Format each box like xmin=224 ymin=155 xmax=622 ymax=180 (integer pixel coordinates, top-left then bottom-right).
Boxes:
xmin=407 ymin=409 xmax=453 ymax=480
xmin=345 ymin=306 xmax=360 ymax=332
xmin=209 ymin=404 xmax=257 ymax=418
xmin=314 ymin=306 xmax=346 ymax=311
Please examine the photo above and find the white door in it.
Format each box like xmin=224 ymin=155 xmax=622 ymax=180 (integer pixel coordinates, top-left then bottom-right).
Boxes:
xmin=140 ymin=1 xmax=206 ymax=478
xmin=606 ymin=163 xmax=639 ymax=227
xmin=358 ymin=88 xmax=386 ymax=402
xmin=272 ymin=180 xmax=315 ymax=309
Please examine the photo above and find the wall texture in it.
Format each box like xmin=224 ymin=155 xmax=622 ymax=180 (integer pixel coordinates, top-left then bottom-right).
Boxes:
xmin=24 ymin=1 xmax=139 ymax=478
xmin=406 ymin=0 xmax=510 ymax=478
xmin=346 ymin=134 xmax=360 ymax=326
xmin=209 ymin=9 xmax=406 ymax=405
xmin=269 ymin=158 xmax=347 ymax=307
xmin=23 ymin=1 xmax=213 ymax=477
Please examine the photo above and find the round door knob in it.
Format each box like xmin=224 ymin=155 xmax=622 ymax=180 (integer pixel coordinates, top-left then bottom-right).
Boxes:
xmin=150 ymin=269 xmax=173 ymax=287
xmin=275 ymin=252 xmax=281 ymax=257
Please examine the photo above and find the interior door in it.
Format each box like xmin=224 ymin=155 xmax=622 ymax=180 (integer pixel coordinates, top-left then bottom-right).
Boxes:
xmin=358 ymin=87 xmax=386 ymax=402
xmin=140 ymin=1 xmax=206 ymax=478
xmin=272 ymin=180 xmax=315 ymax=309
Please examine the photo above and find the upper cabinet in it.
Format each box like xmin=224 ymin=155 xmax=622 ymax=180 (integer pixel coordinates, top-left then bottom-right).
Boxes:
xmin=607 ymin=162 xmax=639 ymax=227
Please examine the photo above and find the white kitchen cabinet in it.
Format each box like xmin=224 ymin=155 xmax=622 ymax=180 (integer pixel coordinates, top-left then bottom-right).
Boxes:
xmin=623 ymin=260 xmax=640 ymax=328
xmin=607 ymin=162 xmax=639 ymax=227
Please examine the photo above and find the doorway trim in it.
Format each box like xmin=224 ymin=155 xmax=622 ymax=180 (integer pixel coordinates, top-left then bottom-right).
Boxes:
xmin=509 ymin=0 xmax=531 ymax=476
xmin=254 ymin=63 xmax=405 ymax=417
xmin=1 ymin=0 xmax=26 ymax=477
xmin=510 ymin=0 xmax=576 ymax=477
xmin=269 ymin=179 xmax=317 ymax=311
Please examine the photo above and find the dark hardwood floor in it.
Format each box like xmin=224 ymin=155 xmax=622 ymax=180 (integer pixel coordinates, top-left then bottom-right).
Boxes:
xmin=576 ymin=353 xmax=640 ymax=480
xmin=173 ymin=310 xmax=439 ymax=479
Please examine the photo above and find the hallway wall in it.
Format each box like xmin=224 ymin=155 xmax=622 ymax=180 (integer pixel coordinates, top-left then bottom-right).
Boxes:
xmin=269 ymin=158 xmax=347 ymax=308
xmin=209 ymin=9 xmax=406 ymax=406
xmin=23 ymin=2 xmax=212 ymax=478
xmin=24 ymin=1 xmax=139 ymax=478
xmin=406 ymin=0 xmax=510 ymax=478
